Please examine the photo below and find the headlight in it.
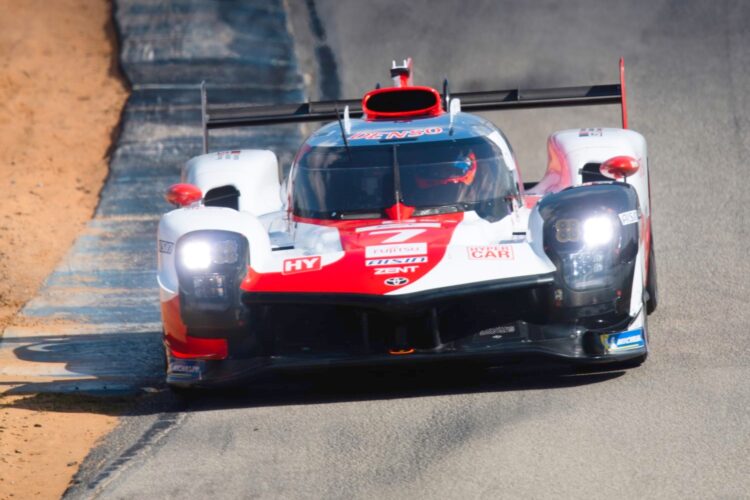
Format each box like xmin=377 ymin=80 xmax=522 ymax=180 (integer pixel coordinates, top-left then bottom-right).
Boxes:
xmin=561 ymin=250 xmax=612 ymax=290
xmin=180 ymin=239 xmax=239 ymax=270
xmin=181 ymin=241 xmax=212 ymax=270
xmin=175 ymin=231 xmax=248 ymax=311
xmin=538 ymin=184 xmax=641 ymax=316
xmin=555 ymin=216 xmax=614 ymax=247
xmin=582 ymin=216 xmax=613 ymax=247
xmin=552 ymin=215 xmax=619 ymax=290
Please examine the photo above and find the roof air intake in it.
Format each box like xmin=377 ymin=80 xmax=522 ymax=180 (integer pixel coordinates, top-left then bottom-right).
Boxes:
xmin=362 ymin=86 xmax=443 ymax=119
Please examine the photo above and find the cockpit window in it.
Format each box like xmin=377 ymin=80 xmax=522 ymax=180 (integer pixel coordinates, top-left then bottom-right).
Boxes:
xmin=292 ymin=136 xmax=516 ymax=220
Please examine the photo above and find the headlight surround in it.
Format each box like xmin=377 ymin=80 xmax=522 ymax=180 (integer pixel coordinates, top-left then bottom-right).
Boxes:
xmin=175 ymin=231 xmax=248 ymax=310
xmin=538 ymin=183 xmax=641 ymax=320
xmin=549 ymin=213 xmax=622 ymax=291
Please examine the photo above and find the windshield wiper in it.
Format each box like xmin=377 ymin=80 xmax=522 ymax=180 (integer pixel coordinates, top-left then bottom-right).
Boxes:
xmin=338 ymin=211 xmax=382 ymax=220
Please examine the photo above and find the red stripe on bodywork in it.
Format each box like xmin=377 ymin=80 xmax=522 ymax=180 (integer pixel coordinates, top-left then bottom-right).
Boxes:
xmin=242 ymin=213 xmax=464 ymax=295
xmin=162 ymin=296 xmax=228 ymax=360
xmin=642 ymin=214 xmax=651 ymax=282
xmin=620 ymin=58 xmax=628 ymax=129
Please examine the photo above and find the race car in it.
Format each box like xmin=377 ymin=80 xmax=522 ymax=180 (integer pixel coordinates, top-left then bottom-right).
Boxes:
xmin=157 ymin=58 xmax=657 ymax=387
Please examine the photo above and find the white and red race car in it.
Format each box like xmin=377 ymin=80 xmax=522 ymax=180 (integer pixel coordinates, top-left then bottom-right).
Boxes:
xmin=157 ymin=59 xmax=657 ymax=387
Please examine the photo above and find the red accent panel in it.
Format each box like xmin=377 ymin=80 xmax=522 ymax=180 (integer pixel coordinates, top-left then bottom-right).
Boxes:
xmin=243 ymin=213 xmax=464 ymax=296
xmin=161 ymin=296 xmax=228 ymax=360
xmin=162 ymin=296 xmax=187 ymax=346
xmin=642 ymin=215 xmax=651 ymax=283
xmin=384 ymin=202 xmax=415 ymax=220
xmin=620 ymin=58 xmax=628 ymax=129
xmin=362 ymin=86 xmax=443 ymax=119
xmin=170 ymin=337 xmax=228 ymax=360
xmin=165 ymin=183 xmax=202 ymax=207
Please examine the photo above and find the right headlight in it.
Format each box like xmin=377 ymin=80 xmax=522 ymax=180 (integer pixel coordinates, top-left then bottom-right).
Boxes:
xmin=553 ymin=215 xmax=618 ymax=290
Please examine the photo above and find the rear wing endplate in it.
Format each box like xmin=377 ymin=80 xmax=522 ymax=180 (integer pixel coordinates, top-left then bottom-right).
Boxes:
xmin=201 ymin=59 xmax=629 ymax=154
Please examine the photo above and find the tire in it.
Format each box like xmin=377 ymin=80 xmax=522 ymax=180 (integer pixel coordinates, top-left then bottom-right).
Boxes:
xmin=646 ymin=239 xmax=658 ymax=315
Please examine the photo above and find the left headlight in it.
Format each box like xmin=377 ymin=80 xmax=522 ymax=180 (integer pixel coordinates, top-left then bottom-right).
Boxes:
xmin=175 ymin=231 xmax=248 ymax=309
xmin=582 ymin=216 xmax=614 ymax=247
xmin=180 ymin=239 xmax=239 ymax=270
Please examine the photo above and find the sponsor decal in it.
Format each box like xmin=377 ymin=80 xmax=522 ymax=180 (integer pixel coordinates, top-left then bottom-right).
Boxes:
xmin=467 ymin=245 xmax=515 ymax=260
xmin=478 ymin=325 xmax=516 ymax=337
xmin=374 ymin=266 xmax=419 ymax=275
xmin=366 ymin=256 xmax=428 ymax=266
xmin=282 ymin=256 xmax=322 ymax=275
xmin=158 ymin=240 xmax=174 ymax=254
xmin=618 ymin=210 xmax=639 ymax=225
xmin=384 ymin=277 xmax=409 ymax=286
xmin=365 ymin=243 xmax=427 ymax=258
xmin=579 ymin=127 xmax=603 ymax=137
xmin=349 ymin=127 xmax=443 ymax=141
xmin=601 ymin=328 xmax=645 ymax=352
xmin=216 ymin=150 xmax=241 ymax=160
xmin=170 ymin=359 xmax=203 ymax=381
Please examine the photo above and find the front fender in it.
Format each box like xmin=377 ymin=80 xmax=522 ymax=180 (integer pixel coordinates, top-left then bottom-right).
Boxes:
xmin=157 ymin=206 xmax=271 ymax=298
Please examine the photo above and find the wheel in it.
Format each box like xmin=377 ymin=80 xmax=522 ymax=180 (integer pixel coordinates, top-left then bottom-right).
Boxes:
xmin=646 ymin=238 xmax=658 ymax=315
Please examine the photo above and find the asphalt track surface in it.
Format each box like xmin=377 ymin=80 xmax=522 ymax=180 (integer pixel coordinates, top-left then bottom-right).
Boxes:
xmin=64 ymin=1 xmax=750 ymax=498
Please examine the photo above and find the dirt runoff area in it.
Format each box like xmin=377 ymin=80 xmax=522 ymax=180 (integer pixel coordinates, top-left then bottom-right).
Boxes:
xmin=0 ymin=0 xmax=128 ymax=498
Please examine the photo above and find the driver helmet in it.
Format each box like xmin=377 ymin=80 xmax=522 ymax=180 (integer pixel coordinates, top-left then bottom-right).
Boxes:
xmin=415 ymin=151 xmax=477 ymax=189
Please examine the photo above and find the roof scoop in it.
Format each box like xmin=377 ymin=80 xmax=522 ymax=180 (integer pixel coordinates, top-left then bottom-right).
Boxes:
xmin=362 ymin=86 xmax=443 ymax=119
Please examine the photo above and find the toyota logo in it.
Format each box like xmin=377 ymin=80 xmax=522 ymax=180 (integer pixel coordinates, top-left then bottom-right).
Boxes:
xmin=384 ymin=277 xmax=409 ymax=286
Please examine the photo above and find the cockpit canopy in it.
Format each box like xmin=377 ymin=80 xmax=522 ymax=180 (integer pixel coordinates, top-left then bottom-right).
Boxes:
xmin=291 ymin=135 xmax=517 ymax=221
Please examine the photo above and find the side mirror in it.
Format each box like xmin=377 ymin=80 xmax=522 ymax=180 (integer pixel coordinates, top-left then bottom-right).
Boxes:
xmin=165 ymin=183 xmax=202 ymax=207
xmin=600 ymin=156 xmax=640 ymax=180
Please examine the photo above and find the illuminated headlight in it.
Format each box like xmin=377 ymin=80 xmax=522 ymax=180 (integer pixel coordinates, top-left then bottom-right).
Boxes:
xmin=180 ymin=239 xmax=239 ymax=270
xmin=181 ymin=241 xmax=212 ymax=270
xmin=582 ymin=216 xmax=613 ymax=247
xmin=552 ymin=215 xmax=618 ymax=290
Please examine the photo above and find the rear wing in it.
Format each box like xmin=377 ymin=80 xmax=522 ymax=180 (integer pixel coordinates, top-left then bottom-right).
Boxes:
xmin=201 ymin=58 xmax=629 ymax=153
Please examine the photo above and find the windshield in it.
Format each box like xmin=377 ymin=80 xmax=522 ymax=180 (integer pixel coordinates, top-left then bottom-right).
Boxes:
xmin=292 ymin=136 xmax=516 ymax=220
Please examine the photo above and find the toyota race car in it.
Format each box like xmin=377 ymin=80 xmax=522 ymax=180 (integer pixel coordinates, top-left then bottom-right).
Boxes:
xmin=157 ymin=59 xmax=657 ymax=387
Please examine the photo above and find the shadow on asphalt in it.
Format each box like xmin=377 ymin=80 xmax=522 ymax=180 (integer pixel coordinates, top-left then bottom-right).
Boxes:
xmin=2 ymin=331 xmax=626 ymax=415
xmin=171 ymin=362 xmax=626 ymax=414
xmin=2 ymin=331 xmax=164 ymax=396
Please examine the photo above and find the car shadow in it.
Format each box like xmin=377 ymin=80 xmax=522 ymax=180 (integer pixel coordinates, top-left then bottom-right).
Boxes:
xmin=1 ymin=330 xmax=164 ymax=396
xmin=1 ymin=331 xmax=626 ymax=416
xmin=171 ymin=361 xmax=626 ymax=414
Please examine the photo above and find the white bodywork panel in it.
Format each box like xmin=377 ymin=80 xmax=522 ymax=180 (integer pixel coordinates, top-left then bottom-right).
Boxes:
xmin=529 ymin=128 xmax=650 ymax=216
xmin=157 ymin=207 xmax=271 ymax=301
xmin=183 ymin=149 xmax=282 ymax=216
